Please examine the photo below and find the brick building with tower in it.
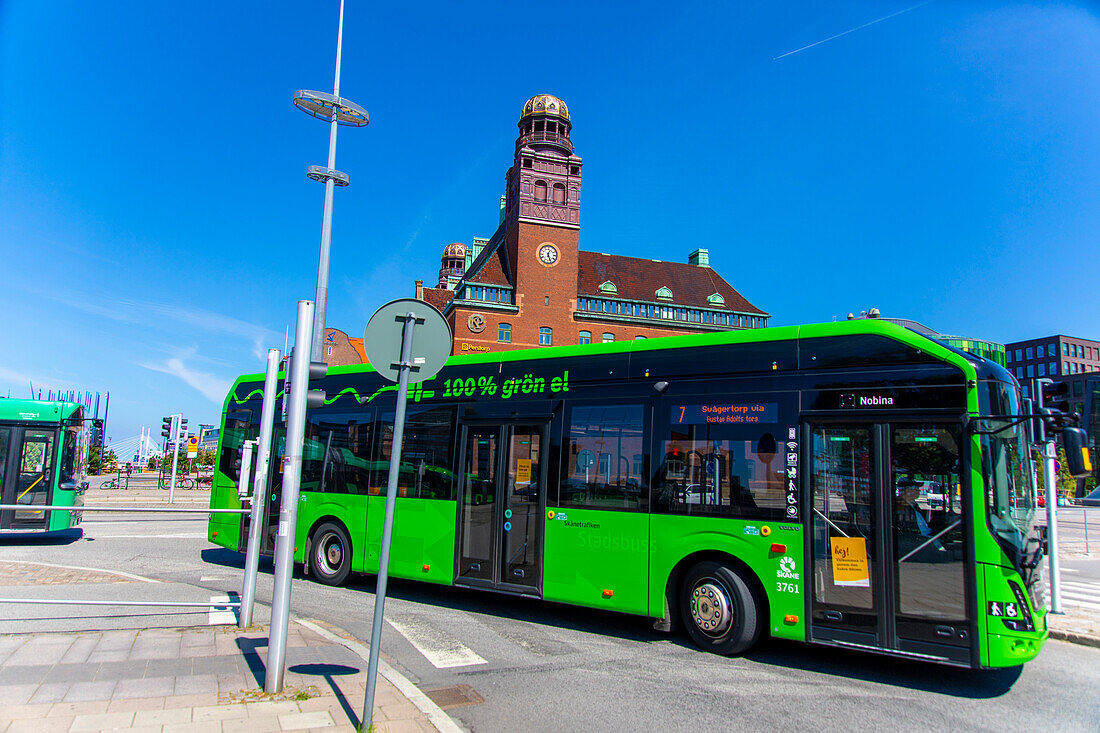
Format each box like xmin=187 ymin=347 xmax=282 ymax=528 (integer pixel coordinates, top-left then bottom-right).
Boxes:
xmin=414 ymin=94 xmax=769 ymax=355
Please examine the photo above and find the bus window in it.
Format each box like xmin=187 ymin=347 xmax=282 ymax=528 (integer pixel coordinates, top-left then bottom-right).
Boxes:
xmin=60 ymin=428 xmax=79 ymax=486
xmin=561 ymin=404 xmax=646 ymax=510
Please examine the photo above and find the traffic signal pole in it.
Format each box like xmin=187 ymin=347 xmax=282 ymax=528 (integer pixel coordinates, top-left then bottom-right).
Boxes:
xmin=168 ymin=414 xmax=181 ymax=504
xmin=1043 ymin=441 xmax=1062 ymax=613
xmin=266 ymin=301 xmax=314 ymax=693
xmin=240 ymin=348 xmax=281 ymax=629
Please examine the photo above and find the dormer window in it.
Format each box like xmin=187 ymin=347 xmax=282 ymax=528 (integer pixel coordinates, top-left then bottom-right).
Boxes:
xmin=706 ymin=292 xmax=725 ymax=306
xmin=597 ymin=280 xmax=617 ymax=294
xmin=655 ymin=286 xmax=673 ymax=301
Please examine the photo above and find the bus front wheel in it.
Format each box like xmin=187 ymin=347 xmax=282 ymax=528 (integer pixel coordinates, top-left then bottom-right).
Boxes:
xmin=310 ymin=521 xmax=352 ymax=586
xmin=680 ymin=561 xmax=760 ymax=655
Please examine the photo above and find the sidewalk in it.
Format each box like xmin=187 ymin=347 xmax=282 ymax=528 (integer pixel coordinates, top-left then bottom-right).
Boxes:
xmin=0 ymin=618 xmax=459 ymax=733
xmin=1046 ymin=604 xmax=1100 ymax=649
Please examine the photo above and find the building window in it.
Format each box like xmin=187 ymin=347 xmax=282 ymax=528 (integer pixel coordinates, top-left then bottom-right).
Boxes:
xmin=598 ymin=280 xmax=617 ymax=294
xmin=553 ymin=183 xmax=566 ymax=204
xmin=498 ymin=323 xmax=512 ymax=343
xmin=1016 ymin=367 xmax=1023 ymax=379
xmin=655 ymin=286 xmax=673 ymax=300
xmin=1037 ymin=345 xmax=1045 ymax=358
xmin=635 ymin=335 xmax=646 ymax=340
xmin=534 ymin=180 xmax=547 ymax=202
xmin=602 ymin=332 xmax=615 ymax=343
xmin=1026 ymin=347 xmax=1033 ymax=360
xmin=1050 ymin=362 xmax=1058 ymax=375
xmin=707 ymin=292 xmax=725 ymax=306
xmin=579 ymin=330 xmax=591 ymax=345
xmin=539 ymin=327 xmax=552 ymax=346
xmin=1063 ymin=343 xmax=1070 ymax=356
xmin=1027 ymin=365 xmax=1034 ymax=378
xmin=1015 ymin=349 xmax=1023 ymax=361
xmin=1038 ymin=363 xmax=1046 ymax=377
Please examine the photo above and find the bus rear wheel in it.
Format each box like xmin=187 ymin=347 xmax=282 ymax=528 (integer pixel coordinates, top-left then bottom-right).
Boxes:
xmin=680 ymin=561 xmax=760 ymax=655
xmin=310 ymin=521 xmax=352 ymax=586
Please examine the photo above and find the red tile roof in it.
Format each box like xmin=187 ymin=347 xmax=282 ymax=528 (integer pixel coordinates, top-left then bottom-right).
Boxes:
xmin=577 ymin=251 xmax=767 ymax=314
xmin=420 ymin=287 xmax=454 ymax=311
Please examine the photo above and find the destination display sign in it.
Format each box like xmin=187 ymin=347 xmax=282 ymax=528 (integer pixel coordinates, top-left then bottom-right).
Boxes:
xmin=671 ymin=402 xmax=778 ymax=425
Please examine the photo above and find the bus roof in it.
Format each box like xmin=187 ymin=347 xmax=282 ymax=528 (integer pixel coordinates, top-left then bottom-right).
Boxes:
xmin=224 ymin=318 xmax=979 ymax=403
xmin=0 ymin=399 xmax=82 ymax=423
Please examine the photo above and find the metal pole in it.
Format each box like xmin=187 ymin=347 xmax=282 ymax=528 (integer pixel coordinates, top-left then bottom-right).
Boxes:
xmin=266 ymin=301 xmax=314 ymax=693
xmin=241 ymin=348 xmax=281 ymax=628
xmin=1044 ymin=441 xmax=1062 ymax=613
xmin=169 ymin=413 xmax=181 ymax=504
xmin=1084 ymin=505 xmax=1090 ymax=555
xmin=363 ymin=311 xmax=416 ymax=730
xmin=310 ymin=0 xmax=346 ymax=362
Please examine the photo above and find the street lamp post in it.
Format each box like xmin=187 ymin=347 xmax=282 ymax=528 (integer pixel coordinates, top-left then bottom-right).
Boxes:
xmin=293 ymin=0 xmax=369 ymax=363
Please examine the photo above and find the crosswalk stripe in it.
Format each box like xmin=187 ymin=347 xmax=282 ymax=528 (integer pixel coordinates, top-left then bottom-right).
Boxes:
xmin=387 ymin=616 xmax=487 ymax=669
xmin=208 ymin=594 xmax=236 ymax=625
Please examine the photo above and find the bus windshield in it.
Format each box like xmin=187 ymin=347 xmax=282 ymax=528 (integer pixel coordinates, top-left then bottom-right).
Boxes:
xmin=980 ymin=381 xmax=1035 ymax=559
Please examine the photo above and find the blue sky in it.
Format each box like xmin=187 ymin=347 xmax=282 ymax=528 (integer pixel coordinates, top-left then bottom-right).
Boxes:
xmin=1 ymin=1 xmax=1098 ymax=446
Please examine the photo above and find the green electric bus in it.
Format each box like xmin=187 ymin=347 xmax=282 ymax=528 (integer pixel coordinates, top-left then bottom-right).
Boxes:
xmin=0 ymin=399 xmax=86 ymax=533
xmin=208 ymin=320 xmax=1061 ymax=668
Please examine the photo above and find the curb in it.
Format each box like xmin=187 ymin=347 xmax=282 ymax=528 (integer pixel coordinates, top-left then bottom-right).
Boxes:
xmin=1048 ymin=628 xmax=1100 ymax=649
xmin=295 ymin=617 xmax=464 ymax=733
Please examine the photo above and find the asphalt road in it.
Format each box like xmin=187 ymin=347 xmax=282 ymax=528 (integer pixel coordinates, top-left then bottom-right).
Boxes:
xmin=2 ymin=515 xmax=1099 ymax=733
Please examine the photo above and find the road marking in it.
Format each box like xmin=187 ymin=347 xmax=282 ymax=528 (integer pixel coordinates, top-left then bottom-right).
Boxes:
xmin=200 ymin=575 xmax=227 ymax=582
xmin=89 ymin=533 xmax=207 ymax=539
xmin=208 ymin=594 xmax=236 ymax=625
xmin=2 ymin=559 xmax=159 ymax=583
xmin=387 ymin=616 xmax=487 ymax=669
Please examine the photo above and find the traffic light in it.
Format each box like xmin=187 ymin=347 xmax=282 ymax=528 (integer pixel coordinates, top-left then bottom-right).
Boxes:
xmin=1037 ymin=379 xmax=1074 ymax=436
xmin=91 ymin=419 xmax=104 ymax=445
xmin=281 ymin=351 xmax=328 ymax=420
xmin=178 ymin=418 xmax=188 ymax=438
xmin=161 ymin=416 xmax=173 ymax=439
xmin=1062 ymin=428 xmax=1094 ymax=478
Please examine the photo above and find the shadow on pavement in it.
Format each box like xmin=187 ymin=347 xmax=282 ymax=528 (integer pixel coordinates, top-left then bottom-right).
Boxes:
xmin=290 ymin=663 xmax=360 ymax=728
xmin=199 ymin=549 xmax=1023 ymax=700
xmin=0 ymin=528 xmax=83 ymax=546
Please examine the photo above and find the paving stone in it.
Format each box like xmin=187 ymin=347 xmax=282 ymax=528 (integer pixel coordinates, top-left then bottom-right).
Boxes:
xmin=0 ymin=683 xmax=39 ymax=705
xmin=193 ymin=703 xmax=251 ymax=721
xmin=61 ymin=680 xmax=117 ymax=703
xmin=278 ymin=711 xmax=335 ymax=730
xmin=86 ymin=649 xmax=130 ymax=663
xmin=0 ymin=702 xmax=53 ymax=720
xmin=94 ymin=630 xmax=137 ymax=651
xmin=115 ymin=675 xmax=176 ymax=699
xmin=163 ymin=692 xmax=219 ymax=709
xmin=69 ymin=710 xmax=136 ymax=731
xmin=0 ymin=664 xmax=50 ymax=684
xmin=59 ymin=636 xmax=99 ymax=664
xmin=243 ymin=701 xmax=302 ymax=717
xmin=173 ymin=672 xmax=219 ymax=695
xmin=6 ymin=715 xmax=75 ymax=733
xmin=106 ymin=696 xmax=166 ymax=713
xmin=39 ymin=662 xmax=99 ymax=684
xmin=46 ymin=699 xmax=111 ymax=716
xmin=28 ymin=681 xmax=70 ymax=704
xmin=164 ymin=721 xmax=222 ymax=733
xmin=226 ymin=714 xmax=282 ymax=732
xmin=133 ymin=706 xmax=193 ymax=726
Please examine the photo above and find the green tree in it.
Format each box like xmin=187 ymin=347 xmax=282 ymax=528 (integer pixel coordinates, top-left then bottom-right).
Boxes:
xmin=86 ymin=442 xmax=102 ymax=474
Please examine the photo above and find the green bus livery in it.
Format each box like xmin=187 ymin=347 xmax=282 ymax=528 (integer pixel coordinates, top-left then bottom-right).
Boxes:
xmin=0 ymin=399 xmax=86 ymax=533
xmin=208 ymin=320 xmax=1057 ymax=668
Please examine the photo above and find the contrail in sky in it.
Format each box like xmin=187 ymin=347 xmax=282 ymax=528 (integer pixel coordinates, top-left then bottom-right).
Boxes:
xmin=774 ymin=1 xmax=935 ymax=60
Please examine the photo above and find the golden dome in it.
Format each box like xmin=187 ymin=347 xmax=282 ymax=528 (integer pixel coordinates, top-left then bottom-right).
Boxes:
xmin=443 ymin=242 xmax=467 ymax=258
xmin=521 ymin=94 xmax=570 ymax=121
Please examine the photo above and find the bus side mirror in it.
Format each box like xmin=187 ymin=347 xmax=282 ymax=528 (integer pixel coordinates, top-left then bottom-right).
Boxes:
xmin=1062 ymin=428 xmax=1093 ymax=478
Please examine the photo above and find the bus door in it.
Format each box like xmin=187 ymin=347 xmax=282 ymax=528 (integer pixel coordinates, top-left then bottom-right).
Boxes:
xmin=455 ymin=422 xmax=547 ymax=594
xmin=0 ymin=428 xmax=55 ymax=530
xmin=807 ymin=421 xmax=971 ymax=665
xmin=259 ymin=428 xmax=287 ymax=555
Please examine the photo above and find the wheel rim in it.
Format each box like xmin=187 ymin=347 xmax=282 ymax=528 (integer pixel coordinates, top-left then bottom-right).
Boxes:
xmin=689 ymin=578 xmax=734 ymax=638
xmin=316 ymin=533 xmax=344 ymax=576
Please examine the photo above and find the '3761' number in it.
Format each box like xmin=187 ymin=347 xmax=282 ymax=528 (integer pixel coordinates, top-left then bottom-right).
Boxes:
xmin=776 ymin=582 xmax=798 ymax=594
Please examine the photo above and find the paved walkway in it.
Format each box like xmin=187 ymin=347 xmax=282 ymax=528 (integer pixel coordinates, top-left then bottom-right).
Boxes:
xmin=0 ymin=619 xmax=458 ymax=732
